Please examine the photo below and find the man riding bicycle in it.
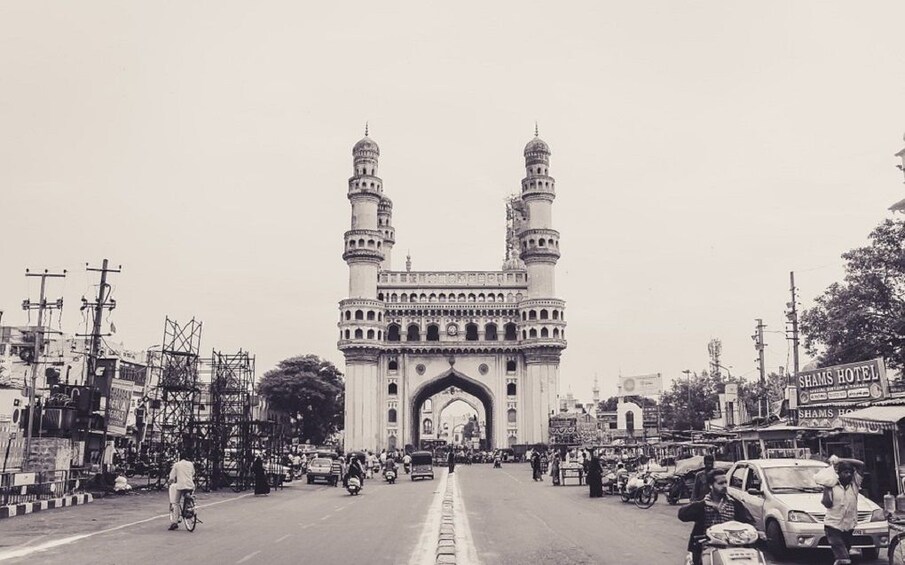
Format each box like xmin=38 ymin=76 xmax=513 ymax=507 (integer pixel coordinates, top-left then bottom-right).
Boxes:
xmin=168 ymin=452 xmax=196 ymax=531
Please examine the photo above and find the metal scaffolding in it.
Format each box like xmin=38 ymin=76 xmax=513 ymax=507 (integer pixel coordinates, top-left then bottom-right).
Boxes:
xmin=206 ymin=350 xmax=254 ymax=490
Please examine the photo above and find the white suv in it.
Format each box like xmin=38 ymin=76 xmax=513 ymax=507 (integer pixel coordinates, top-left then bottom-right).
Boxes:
xmin=726 ymin=459 xmax=889 ymax=560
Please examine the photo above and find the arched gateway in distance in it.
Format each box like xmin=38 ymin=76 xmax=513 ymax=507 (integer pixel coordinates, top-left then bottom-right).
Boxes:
xmin=338 ymin=129 xmax=566 ymax=452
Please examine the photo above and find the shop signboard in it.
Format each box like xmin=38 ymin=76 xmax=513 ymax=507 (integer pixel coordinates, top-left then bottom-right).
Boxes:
xmin=619 ymin=374 xmax=662 ymax=397
xmin=796 ymin=358 xmax=888 ymax=406
xmin=106 ymin=378 xmax=133 ymax=436
xmin=118 ymin=361 xmax=148 ymax=388
xmin=797 ymin=405 xmax=858 ymax=429
xmin=642 ymin=406 xmax=659 ymax=427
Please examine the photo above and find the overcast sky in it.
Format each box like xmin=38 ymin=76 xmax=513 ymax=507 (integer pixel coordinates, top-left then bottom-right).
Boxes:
xmin=1 ymin=1 xmax=904 ymax=402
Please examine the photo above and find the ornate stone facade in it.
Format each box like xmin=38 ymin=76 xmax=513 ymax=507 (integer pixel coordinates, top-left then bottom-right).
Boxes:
xmin=338 ymin=130 xmax=566 ymax=451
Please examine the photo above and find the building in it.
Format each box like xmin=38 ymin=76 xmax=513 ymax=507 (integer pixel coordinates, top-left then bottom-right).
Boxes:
xmin=338 ymin=129 xmax=567 ymax=451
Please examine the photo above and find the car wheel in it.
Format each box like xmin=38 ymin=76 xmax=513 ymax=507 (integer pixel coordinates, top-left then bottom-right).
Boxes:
xmin=766 ymin=520 xmax=787 ymax=559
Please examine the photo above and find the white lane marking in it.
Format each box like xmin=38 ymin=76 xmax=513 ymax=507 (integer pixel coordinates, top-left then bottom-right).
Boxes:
xmin=0 ymin=493 xmax=254 ymax=562
xmin=236 ymin=550 xmax=261 ymax=563
xmin=408 ymin=470 xmax=449 ymax=565
xmin=451 ymin=471 xmax=481 ymax=565
xmin=274 ymin=534 xmax=292 ymax=543
xmin=499 ymin=468 xmax=523 ymax=484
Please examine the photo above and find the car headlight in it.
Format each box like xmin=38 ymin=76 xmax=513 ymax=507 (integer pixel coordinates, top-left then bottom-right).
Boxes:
xmin=871 ymin=509 xmax=887 ymax=522
xmin=788 ymin=510 xmax=817 ymax=523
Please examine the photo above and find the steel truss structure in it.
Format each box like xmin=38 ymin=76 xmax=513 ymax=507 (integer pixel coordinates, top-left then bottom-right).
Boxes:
xmin=203 ymin=350 xmax=254 ymax=490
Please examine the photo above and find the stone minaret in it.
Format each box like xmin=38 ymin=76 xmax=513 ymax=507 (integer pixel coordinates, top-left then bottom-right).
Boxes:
xmin=339 ymin=128 xmax=386 ymax=451
xmin=517 ymin=128 xmax=566 ymax=443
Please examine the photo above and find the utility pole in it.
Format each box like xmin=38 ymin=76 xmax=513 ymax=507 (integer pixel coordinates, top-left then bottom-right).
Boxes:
xmin=78 ymin=259 xmax=120 ymax=469
xmin=753 ymin=319 xmax=767 ymax=419
xmin=786 ymin=271 xmax=801 ymax=424
xmin=22 ymin=268 xmax=67 ymax=465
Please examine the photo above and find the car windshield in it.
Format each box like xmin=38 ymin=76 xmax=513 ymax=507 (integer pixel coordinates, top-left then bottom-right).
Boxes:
xmin=763 ymin=466 xmax=827 ymax=493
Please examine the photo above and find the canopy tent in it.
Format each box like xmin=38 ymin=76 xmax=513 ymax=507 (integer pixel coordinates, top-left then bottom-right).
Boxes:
xmin=840 ymin=405 xmax=905 ymax=432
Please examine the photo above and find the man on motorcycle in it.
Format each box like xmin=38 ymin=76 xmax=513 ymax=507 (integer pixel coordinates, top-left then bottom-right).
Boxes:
xmin=678 ymin=468 xmax=755 ymax=565
xmin=402 ymin=452 xmax=412 ymax=474
xmin=345 ymin=456 xmax=365 ymax=489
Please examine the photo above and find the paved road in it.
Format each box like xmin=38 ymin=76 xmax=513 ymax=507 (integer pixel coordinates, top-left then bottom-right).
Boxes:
xmin=0 ymin=474 xmax=438 ymax=565
xmin=458 ymin=463 xmax=889 ymax=565
xmin=0 ymin=465 xmax=893 ymax=564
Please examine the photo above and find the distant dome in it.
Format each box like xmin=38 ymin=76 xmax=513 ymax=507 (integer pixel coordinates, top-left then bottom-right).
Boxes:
xmin=524 ymin=136 xmax=550 ymax=156
xmin=502 ymin=256 xmax=525 ymax=271
xmin=353 ymin=136 xmax=380 ymax=156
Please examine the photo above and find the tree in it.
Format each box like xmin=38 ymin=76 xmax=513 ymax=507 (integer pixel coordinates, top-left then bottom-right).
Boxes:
xmin=257 ymin=354 xmax=344 ymax=445
xmin=801 ymin=218 xmax=905 ymax=372
xmin=596 ymin=395 xmax=656 ymax=414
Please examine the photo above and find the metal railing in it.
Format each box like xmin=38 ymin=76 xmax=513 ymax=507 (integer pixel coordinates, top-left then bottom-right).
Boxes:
xmin=0 ymin=469 xmax=84 ymax=507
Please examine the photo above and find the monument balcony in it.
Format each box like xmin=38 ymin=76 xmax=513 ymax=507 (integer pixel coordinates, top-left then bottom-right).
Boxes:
xmin=378 ymin=270 xmax=528 ymax=287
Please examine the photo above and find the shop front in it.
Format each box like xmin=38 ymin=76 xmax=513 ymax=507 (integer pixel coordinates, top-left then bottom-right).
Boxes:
xmin=840 ymin=404 xmax=905 ymax=499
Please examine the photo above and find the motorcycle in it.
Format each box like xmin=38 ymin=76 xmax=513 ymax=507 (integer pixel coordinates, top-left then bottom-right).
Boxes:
xmin=347 ymin=476 xmax=361 ymax=496
xmin=493 ymin=457 xmax=502 ymax=468
xmin=667 ymin=473 xmax=692 ymax=505
xmin=384 ymin=468 xmax=397 ymax=484
xmin=403 ymin=462 xmax=411 ymax=474
xmin=690 ymin=521 xmax=766 ymax=565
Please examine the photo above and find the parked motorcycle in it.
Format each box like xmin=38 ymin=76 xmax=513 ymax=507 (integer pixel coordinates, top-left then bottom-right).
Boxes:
xmin=667 ymin=473 xmax=693 ymax=505
xmin=347 ymin=476 xmax=361 ymax=496
xmin=690 ymin=521 xmax=766 ymax=565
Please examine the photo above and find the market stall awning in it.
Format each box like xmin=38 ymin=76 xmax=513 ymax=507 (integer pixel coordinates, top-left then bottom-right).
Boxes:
xmin=840 ymin=406 xmax=905 ymax=432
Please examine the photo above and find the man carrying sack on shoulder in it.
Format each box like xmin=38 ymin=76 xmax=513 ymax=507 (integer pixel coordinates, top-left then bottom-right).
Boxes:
xmin=815 ymin=455 xmax=866 ymax=565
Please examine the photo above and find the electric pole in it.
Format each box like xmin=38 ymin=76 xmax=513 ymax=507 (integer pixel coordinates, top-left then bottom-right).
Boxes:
xmin=22 ymin=268 xmax=66 ymax=464
xmin=786 ymin=271 xmax=801 ymax=424
xmin=753 ymin=319 xmax=767 ymax=419
xmin=78 ymin=259 xmax=120 ymax=468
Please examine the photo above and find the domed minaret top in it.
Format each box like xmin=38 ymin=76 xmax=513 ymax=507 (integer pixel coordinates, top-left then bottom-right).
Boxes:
xmin=353 ymin=122 xmax=380 ymax=159
xmin=524 ymin=123 xmax=550 ymax=166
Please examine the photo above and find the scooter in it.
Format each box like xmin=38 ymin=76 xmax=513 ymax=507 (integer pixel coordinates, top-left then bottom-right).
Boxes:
xmin=384 ymin=468 xmax=397 ymax=484
xmin=690 ymin=521 xmax=766 ymax=565
xmin=403 ymin=462 xmax=411 ymax=474
xmin=347 ymin=476 xmax=361 ymax=496
xmin=493 ymin=457 xmax=502 ymax=468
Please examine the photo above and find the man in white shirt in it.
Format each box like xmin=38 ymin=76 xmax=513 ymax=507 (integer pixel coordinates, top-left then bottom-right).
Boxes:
xmin=821 ymin=457 xmax=865 ymax=565
xmin=168 ymin=453 xmax=196 ymax=531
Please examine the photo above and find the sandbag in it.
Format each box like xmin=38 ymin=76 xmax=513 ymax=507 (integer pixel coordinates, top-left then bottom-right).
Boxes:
xmin=813 ymin=464 xmax=838 ymax=488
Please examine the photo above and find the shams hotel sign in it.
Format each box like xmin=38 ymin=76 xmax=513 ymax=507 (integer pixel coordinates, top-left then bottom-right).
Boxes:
xmin=796 ymin=359 xmax=889 ymax=429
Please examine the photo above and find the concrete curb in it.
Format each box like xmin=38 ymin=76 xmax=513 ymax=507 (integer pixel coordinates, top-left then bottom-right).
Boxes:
xmin=436 ymin=472 xmax=457 ymax=564
xmin=0 ymin=493 xmax=93 ymax=519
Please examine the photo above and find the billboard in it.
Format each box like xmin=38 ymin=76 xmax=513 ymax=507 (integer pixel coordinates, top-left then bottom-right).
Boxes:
xmin=619 ymin=374 xmax=662 ymax=397
xmin=106 ymin=378 xmax=133 ymax=436
xmin=118 ymin=361 xmax=148 ymax=388
xmin=796 ymin=358 xmax=888 ymax=406
xmin=549 ymin=415 xmax=598 ymax=445
xmin=797 ymin=405 xmax=858 ymax=429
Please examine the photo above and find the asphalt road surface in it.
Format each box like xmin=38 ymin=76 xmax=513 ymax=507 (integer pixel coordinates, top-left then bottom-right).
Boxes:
xmin=0 ymin=465 xmax=893 ymax=564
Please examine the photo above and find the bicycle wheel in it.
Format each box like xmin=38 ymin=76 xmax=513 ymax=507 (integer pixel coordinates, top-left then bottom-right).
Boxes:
xmin=182 ymin=498 xmax=198 ymax=532
xmin=890 ymin=536 xmax=905 ymax=565
xmin=635 ymin=485 xmax=656 ymax=509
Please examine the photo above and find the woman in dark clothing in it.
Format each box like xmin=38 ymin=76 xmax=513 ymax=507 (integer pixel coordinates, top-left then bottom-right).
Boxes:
xmin=447 ymin=450 xmax=456 ymax=473
xmin=531 ymin=452 xmax=543 ymax=481
xmin=587 ymin=455 xmax=603 ymax=498
xmin=252 ymin=456 xmax=270 ymax=495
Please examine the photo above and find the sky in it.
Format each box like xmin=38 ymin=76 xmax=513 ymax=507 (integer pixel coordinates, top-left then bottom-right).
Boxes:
xmin=1 ymin=1 xmax=904 ymax=403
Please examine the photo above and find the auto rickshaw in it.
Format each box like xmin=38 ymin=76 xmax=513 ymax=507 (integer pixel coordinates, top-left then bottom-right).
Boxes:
xmin=410 ymin=451 xmax=434 ymax=481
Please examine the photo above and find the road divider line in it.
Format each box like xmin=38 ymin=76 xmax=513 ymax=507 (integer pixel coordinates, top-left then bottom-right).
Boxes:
xmin=236 ymin=550 xmax=261 ymax=563
xmin=0 ymin=492 xmax=254 ymax=562
xmin=274 ymin=534 xmax=292 ymax=543
xmin=451 ymin=471 xmax=480 ymax=565
xmin=408 ymin=470 xmax=449 ymax=565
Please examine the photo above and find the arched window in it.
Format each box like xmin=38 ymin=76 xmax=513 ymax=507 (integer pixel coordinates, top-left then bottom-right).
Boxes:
xmin=540 ymin=309 xmax=548 ymax=320
xmin=388 ymin=409 xmax=397 ymax=423
xmin=354 ymin=329 xmax=363 ymax=339
xmin=508 ymin=435 xmax=517 ymax=447
xmin=377 ymin=293 xmax=384 ymax=301
xmin=465 ymin=323 xmax=479 ymax=341
xmin=484 ymin=323 xmax=498 ymax=341
xmin=467 ymin=293 xmax=476 ymax=302
xmin=426 ymin=324 xmax=440 ymax=341
xmin=423 ymin=399 xmax=432 ymax=412
xmin=400 ymin=294 xmax=408 ymax=303
xmin=507 ymin=382 xmax=517 ymax=396
xmin=522 ymin=330 xmax=527 ymax=340
xmin=367 ymin=311 xmax=375 ymax=321
xmin=387 ymin=324 xmax=401 ymax=342
xmin=366 ymin=329 xmax=375 ymax=339
xmin=504 ymin=323 xmax=517 ymax=341
xmin=355 ymin=310 xmax=364 ymax=320
xmin=457 ymin=293 xmax=466 ymax=302
xmin=625 ymin=411 xmax=635 ymax=434
xmin=423 ymin=419 xmax=433 ymax=435
xmin=388 ymin=383 xmax=398 ymax=395
xmin=506 ymin=359 xmax=517 ymax=372
xmin=529 ymin=310 xmax=537 ymax=320
xmin=540 ymin=327 xmax=549 ymax=338
xmin=553 ymin=328 xmax=560 ymax=338
xmin=507 ymin=409 xmax=517 ymax=424
xmin=345 ymin=311 xmax=351 ymax=320
xmin=529 ymin=328 xmax=537 ymax=338
xmin=344 ymin=329 xmax=350 ymax=339
xmin=552 ymin=310 xmax=559 ymax=320
xmin=406 ymin=324 xmax=421 ymax=341
xmin=388 ymin=358 xmax=398 ymax=371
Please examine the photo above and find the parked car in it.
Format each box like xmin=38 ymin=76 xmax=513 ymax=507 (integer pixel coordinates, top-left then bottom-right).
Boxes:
xmin=307 ymin=457 xmax=337 ymax=485
xmin=726 ymin=458 xmax=889 ymax=560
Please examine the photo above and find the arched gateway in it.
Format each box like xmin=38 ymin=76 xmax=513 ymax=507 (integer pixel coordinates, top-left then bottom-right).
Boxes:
xmin=338 ymin=129 xmax=567 ymax=452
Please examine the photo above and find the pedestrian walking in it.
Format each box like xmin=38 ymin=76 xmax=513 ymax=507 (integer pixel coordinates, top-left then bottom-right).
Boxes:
xmin=531 ymin=450 xmax=543 ymax=481
xmin=587 ymin=454 xmax=603 ymax=498
xmin=691 ymin=455 xmax=714 ymax=502
xmin=816 ymin=456 xmax=866 ymax=565
xmin=550 ymin=452 xmax=561 ymax=486
xmin=252 ymin=456 xmax=270 ymax=496
xmin=447 ymin=449 xmax=456 ymax=473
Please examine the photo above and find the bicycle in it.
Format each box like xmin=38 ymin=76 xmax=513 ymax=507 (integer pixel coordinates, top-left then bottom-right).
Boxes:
xmin=620 ymin=472 xmax=658 ymax=509
xmin=170 ymin=490 xmax=201 ymax=532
